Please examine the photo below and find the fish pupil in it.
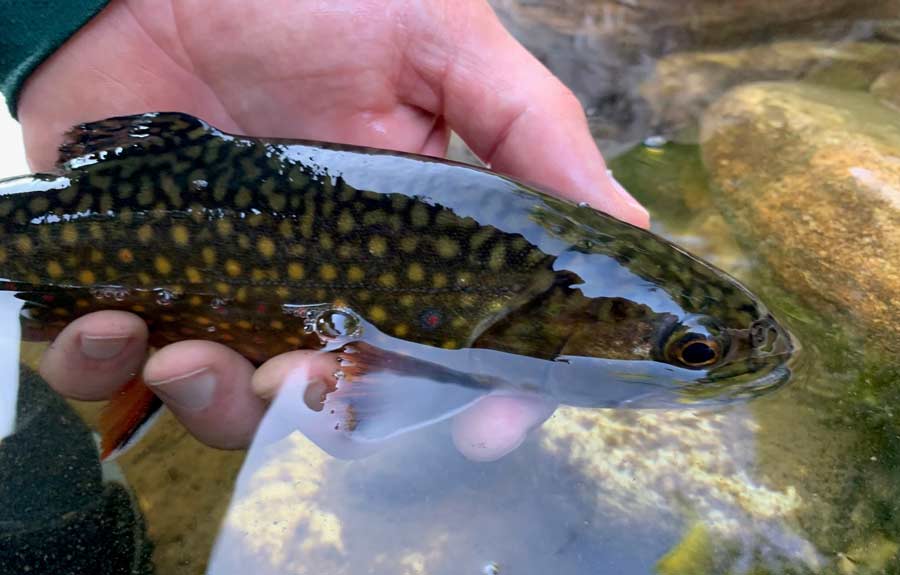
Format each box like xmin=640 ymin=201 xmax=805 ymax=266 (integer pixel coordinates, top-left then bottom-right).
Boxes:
xmin=679 ymin=340 xmax=717 ymax=366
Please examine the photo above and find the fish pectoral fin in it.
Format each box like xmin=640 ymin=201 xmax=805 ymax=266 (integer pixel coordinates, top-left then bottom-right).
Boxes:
xmin=288 ymin=342 xmax=488 ymax=459
xmin=58 ymin=112 xmax=214 ymax=167
xmin=98 ymin=377 xmax=164 ymax=461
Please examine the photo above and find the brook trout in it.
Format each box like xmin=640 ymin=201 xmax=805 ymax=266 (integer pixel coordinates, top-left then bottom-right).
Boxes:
xmin=0 ymin=113 xmax=794 ymax=459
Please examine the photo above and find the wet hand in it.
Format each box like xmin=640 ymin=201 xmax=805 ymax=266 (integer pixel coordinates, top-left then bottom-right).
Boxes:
xmin=22 ymin=0 xmax=648 ymax=460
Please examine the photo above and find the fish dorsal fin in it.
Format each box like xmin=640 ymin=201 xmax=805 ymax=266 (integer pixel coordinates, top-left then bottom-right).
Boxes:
xmin=57 ymin=112 xmax=215 ymax=168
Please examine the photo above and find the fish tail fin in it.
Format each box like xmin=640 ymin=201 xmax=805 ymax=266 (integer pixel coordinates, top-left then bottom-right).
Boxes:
xmin=98 ymin=377 xmax=164 ymax=461
xmin=290 ymin=342 xmax=488 ymax=459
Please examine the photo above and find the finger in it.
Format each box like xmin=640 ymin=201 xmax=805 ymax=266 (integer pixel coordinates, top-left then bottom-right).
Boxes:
xmin=451 ymin=394 xmax=556 ymax=462
xmin=143 ymin=340 xmax=266 ymax=450
xmin=251 ymin=350 xmax=341 ymax=405
xmin=400 ymin=1 xmax=649 ymax=228
xmin=39 ymin=311 xmax=148 ymax=401
xmin=419 ymin=115 xmax=451 ymax=158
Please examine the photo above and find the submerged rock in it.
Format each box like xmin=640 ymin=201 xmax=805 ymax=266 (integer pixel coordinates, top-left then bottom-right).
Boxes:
xmin=643 ymin=41 xmax=900 ymax=139
xmin=700 ymin=81 xmax=900 ymax=355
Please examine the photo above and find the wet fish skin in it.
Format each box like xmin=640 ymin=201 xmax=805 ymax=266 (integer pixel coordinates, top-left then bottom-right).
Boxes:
xmin=0 ymin=112 xmax=793 ymax=406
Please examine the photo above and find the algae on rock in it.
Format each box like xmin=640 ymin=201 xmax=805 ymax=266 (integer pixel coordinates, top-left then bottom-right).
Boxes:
xmin=700 ymin=81 xmax=900 ymax=356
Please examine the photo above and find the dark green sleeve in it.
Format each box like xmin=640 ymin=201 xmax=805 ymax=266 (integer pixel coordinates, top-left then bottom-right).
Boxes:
xmin=0 ymin=0 xmax=110 ymax=118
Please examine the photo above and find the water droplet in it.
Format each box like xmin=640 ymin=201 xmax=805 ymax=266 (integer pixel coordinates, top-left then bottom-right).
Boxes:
xmin=155 ymin=289 xmax=176 ymax=306
xmin=210 ymin=297 xmax=229 ymax=310
xmin=333 ymin=370 xmax=345 ymax=379
xmin=577 ymin=201 xmax=590 ymax=208
xmin=192 ymin=179 xmax=209 ymax=190
xmin=482 ymin=562 xmax=500 ymax=575
xmin=206 ymin=325 xmax=217 ymax=333
xmin=314 ymin=309 xmax=362 ymax=340
xmin=643 ymin=135 xmax=667 ymax=148
xmin=342 ymin=345 xmax=358 ymax=355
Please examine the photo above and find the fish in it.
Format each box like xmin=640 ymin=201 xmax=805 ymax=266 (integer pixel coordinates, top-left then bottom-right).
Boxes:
xmin=0 ymin=112 xmax=795 ymax=460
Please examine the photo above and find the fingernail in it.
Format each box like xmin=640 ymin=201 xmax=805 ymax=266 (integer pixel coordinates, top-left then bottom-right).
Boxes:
xmin=147 ymin=367 xmax=217 ymax=410
xmin=607 ymin=171 xmax=646 ymax=212
xmin=80 ymin=334 xmax=130 ymax=360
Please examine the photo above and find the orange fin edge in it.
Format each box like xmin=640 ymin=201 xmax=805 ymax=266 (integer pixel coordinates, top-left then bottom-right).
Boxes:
xmin=98 ymin=377 xmax=163 ymax=461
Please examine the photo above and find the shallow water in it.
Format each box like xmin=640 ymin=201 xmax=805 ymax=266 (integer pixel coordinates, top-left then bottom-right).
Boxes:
xmin=3 ymin=2 xmax=900 ymax=574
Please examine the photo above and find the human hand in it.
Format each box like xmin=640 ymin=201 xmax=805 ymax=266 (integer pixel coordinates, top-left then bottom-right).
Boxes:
xmin=19 ymin=0 xmax=648 ymax=460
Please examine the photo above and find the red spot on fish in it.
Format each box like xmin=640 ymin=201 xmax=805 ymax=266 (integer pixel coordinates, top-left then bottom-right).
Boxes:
xmin=420 ymin=309 xmax=442 ymax=330
xmin=42 ymin=295 xmax=55 ymax=303
xmin=257 ymin=304 xmax=267 ymax=314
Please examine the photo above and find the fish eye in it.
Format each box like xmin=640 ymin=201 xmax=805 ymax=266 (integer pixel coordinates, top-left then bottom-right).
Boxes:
xmin=668 ymin=335 xmax=720 ymax=368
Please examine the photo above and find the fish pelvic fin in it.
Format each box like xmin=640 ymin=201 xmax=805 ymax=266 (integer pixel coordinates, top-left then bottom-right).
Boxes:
xmin=98 ymin=377 xmax=163 ymax=461
xmin=58 ymin=112 xmax=214 ymax=167
xmin=291 ymin=342 xmax=490 ymax=459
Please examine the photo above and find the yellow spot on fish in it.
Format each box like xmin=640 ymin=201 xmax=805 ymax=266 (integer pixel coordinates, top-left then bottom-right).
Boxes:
xmin=16 ymin=236 xmax=32 ymax=254
xmin=452 ymin=317 xmax=467 ymax=328
xmin=347 ymin=266 xmax=365 ymax=282
xmin=234 ymin=188 xmax=253 ymax=208
xmin=137 ymin=272 xmax=152 ymax=284
xmin=237 ymin=234 xmax=251 ymax=249
xmin=29 ymin=197 xmax=49 ymax=214
xmin=171 ymin=225 xmax=190 ymax=246
xmin=338 ymin=243 xmax=356 ymax=259
xmin=99 ymin=193 xmax=113 ymax=213
xmin=407 ymin=263 xmax=425 ymax=282
xmin=161 ymin=314 xmax=176 ymax=322
xmin=185 ymin=266 xmax=203 ymax=283
xmin=279 ymin=219 xmax=293 ymax=238
xmin=136 ymin=187 xmax=154 ymax=206
xmin=251 ymin=269 xmax=266 ymax=282
xmin=442 ymin=340 xmax=458 ymax=349
xmin=216 ymin=282 xmax=231 ymax=296
xmin=137 ymin=225 xmax=153 ymax=244
xmin=393 ymin=324 xmax=409 ymax=337
xmin=319 ymin=232 xmax=334 ymax=250
xmin=195 ymin=316 xmax=212 ymax=326
xmin=399 ymin=236 xmax=418 ymax=253
xmin=337 ymin=210 xmax=355 ymax=234
xmin=225 ymin=259 xmax=242 ymax=277
xmin=60 ymin=224 xmax=78 ymax=245
xmin=269 ymin=320 xmax=284 ymax=330
xmin=320 ymin=264 xmax=338 ymax=281
xmin=368 ymin=236 xmax=388 ymax=257
xmin=237 ymin=320 xmax=253 ymax=330
xmin=275 ymin=286 xmax=290 ymax=298
xmin=410 ymin=204 xmax=429 ymax=228
xmin=89 ymin=248 xmax=103 ymax=264
xmin=89 ymin=222 xmax=104 ymax=241
xmin=287 ymin=262 xmax=305 ymax=280
xmin=189 ymin=296 xmax=203 ymax=306
xmin=435 ymin=236 xmax=460 ymax=259
xmin=470 ymin=228 xmax=493 ymax=250
xmin=216 ymin=219 xmax=233 ymax=237
xmin=235 ymin=287 xmax=248 ymax=303
xmin=363 ymin=210 xmax=386 ymax=226
xmin=52 ymin=307 xmax=70 ymax=317
xmin=76 ymin=299 xmax=90 ymax=308
xmin=378 ymin=273 xmax=397 ymax=288
xmin=433 ymin=272 xmax=448 ymax=289
xmin=0 ymin=246 xmax=6 ymax=263
xmin=78 ymin=270 xmax=96 ymax=284
xmin=46 ymin=261 xmax=63 ymax=279
xmin=369 ymin=305 xmax=387 ymax=323
xmin=155 ymin=256 xmax=173 ymax=275
xmin=118 ymin=248 xmax=134 ymax=264
xmin=257 ymin=237 xmax=276 ymax=258
xmin=202 ymin=247 xmax=217 ymax=265
xmin=488 ymin=243 xmax=507 ymax=271
xmin=399 ymin=295 xmax=415 ymax=307
xmin=285 ymin=336 xmax=302 ymax=346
